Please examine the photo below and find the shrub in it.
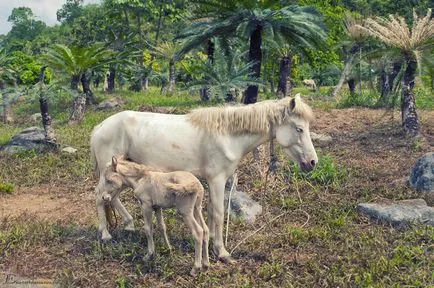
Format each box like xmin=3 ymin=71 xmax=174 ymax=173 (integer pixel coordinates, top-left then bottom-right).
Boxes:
xmin=0 ymin=182 xmax=14 ymax=194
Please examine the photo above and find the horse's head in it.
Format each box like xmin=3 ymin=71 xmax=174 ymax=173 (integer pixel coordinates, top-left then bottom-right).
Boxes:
xmin=275 ymin=94 xmax=317 ymax=172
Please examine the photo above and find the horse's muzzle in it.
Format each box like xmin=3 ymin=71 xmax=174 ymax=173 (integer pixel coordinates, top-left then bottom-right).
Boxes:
xmin=300 ymin=160 xmax=316 ymax=172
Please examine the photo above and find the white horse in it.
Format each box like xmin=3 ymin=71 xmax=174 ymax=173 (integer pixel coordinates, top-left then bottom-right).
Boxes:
xmin=91 ymin=94 xmax=317 ymax=263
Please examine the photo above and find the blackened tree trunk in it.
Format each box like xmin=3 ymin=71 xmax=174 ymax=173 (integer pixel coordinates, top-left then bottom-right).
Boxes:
xmin=81 ymin=73 xmax=96 ymax=105
xmin=276 ymin=56 xmax=291 ymax=98
xmin=401 ymin=54 xmax=419 ymax=137
xmin=348 ymin=78 xmax=356 ymax=95
xmin=377 ymin=67 xmax=389 ymax=106
xmin=71 ymin=74 xmax=80 ymax=90
xmin=332 ymin=44 xmax=359 ymax=98
xmin=244 ymin=25 xmax=262 ymax=104
xmin=0 ymin=80 xmax=12 ymax=123
xmin=389 ymin=61 xmax=402 ymax=93
xmin=168 ymin=59 xmax=175 ymax=93
xmin=108 ymin=68 xmax=116 ymax=93
xmin=200 ymin=40 xmax=215 ymax=102
xmin=270 ymin=60 xmax=275 ymax=93
xmin=39 ymin=66 xmax=56 ymax=141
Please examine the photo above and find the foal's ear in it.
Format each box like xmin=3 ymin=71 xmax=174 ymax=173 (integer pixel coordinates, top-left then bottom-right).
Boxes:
xmin=112 ymin=156 xmax=118 ymax=170
xmin=290 ymin=93 xmax=301 ymax=111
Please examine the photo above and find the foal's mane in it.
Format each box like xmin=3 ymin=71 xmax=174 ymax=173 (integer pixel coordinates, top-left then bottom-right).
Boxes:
xmin=115 ymin=159 xmax=162 ymax=178
xmin=186 ymin=95 xmax=313 ymax=134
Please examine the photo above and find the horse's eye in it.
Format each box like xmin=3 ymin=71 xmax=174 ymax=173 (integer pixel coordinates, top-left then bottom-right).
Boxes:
xmin=296 ymin=127 xmax=303 ymax=133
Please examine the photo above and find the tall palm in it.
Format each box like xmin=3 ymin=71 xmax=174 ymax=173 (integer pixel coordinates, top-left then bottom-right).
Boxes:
xmin=358 ymin=9 xmax=434 ymax=137
xmin=332 ymin=14 xmax=366 ymax=99
xmin=0 ymin=49 xmax=16 ymax=123
xmin=178 ymin=1 xmax=327 ymax=104
xmin=42 ymin=44 xmax=111 ymax=122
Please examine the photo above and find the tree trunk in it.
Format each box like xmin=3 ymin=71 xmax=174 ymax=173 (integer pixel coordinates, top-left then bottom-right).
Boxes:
xmin=108 ymin=68 xmax=116 ymax=93
xmin=277 ymin=56 xmax=291 ymax=98
xmin=377 ymin=67 xmax=389 ymax=106
xmin=401 ymin=54 xmax=419 ymax=137
xmin=39 ymin=66 xmax=56 ymax=142
xmin=69 ymin=94 xmax=86 ymax=124
xmin=244 ymin=25 xmax=262 ymax=104
xmin=81 ymin=73 xmax=96 ymax=105
xmin=332 ymin=44 xmax=359 ymax=98
xmin=0 ymin=81 xmax=12 ymax=123
xmin=270 ymin=60 xmax=275 ymax=94
xmin=200 ymin=40 xmax=215 ymax=102
xmin=168 ymin=59 xmax=175 ymax=93
xmin=200 ymin=88 xmax=209 ymax=101
xmin=348 ymin=78 xmax=356 ymax=95
xmin=389 ymin=61 xmax=402 ymax=93
xmin=71 ymin=74 xmax=80 ymax=91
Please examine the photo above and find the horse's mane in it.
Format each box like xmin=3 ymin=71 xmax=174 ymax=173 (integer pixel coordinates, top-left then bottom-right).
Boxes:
xmin=186 ymin=95 xmax=313 ymax=134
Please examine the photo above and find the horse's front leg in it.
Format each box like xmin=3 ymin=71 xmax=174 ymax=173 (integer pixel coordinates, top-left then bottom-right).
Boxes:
xmin=208 ymin=176 xmax=234 ymax=263
xmin=112 ymin=194 xmax=135 ymax=231
xmin=95 ymin=181 xmax=112 ymax=241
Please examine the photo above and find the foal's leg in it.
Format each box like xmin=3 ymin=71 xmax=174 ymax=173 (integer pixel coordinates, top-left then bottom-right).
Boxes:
xmin=194 ymin=204 xmax=210 ymax=269
xmin=156 ymin=208 xmax=172 ymax=251
xmin=182 ymin=211 xmax=204 ymax=276
xmin=95 ymin=180 xmax=112 ymax=241
xmin=208 ymin=176 xmax=233 ymax=263
xmin=141 ymin=205 xmax=155 ymax=260
xmin=112 ymin=195 xmax=135 ymax=231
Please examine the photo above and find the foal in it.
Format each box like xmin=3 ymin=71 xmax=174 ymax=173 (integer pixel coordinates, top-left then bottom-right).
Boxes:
xmin=102 ymin=156 xmax=210 ymax=276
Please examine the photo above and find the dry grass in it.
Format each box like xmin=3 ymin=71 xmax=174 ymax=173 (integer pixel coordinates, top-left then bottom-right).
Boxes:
xmin=0 ymin=101 xmax=433 ymax=287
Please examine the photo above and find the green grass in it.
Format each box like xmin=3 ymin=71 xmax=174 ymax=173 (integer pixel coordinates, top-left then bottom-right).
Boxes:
xmin=0 ymin=181 xmax=14 ymax=194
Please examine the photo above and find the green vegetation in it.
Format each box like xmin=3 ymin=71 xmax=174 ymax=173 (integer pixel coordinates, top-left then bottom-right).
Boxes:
xmin=0 ymin=181 xmax=14 ymax=194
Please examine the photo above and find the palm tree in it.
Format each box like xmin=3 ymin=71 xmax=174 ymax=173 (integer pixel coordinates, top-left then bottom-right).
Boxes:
xmin=332 ymin=14 xmax=366 ymax=99
xmin=0 ymin=49 xmax=16 ymax=123
xmin=42 ymin=44 xmax=111 ymax=123
xmin=188 ymin=39 xmax=261 ymax=102
xmin=358 ymin=9 xmax=434 ymax=137
xmin=178 ymin=1 xmax=327 ymax=104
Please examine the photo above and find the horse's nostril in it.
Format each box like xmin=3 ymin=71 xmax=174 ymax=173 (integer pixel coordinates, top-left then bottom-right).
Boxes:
xmin=310 ymin=160 xmax=316 ymax=167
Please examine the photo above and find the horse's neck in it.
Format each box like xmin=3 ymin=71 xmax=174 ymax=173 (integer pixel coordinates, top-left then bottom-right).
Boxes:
xmin=229 ymin=132 xmax=271 ymax=158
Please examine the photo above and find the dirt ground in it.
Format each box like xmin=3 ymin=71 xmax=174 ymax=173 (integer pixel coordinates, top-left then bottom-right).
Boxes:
xmin=1 ymin=107 xmax=433 ymax=287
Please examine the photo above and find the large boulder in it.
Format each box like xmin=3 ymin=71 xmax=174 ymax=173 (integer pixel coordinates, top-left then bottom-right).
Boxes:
xmin=0 ymin=127 xmax=58 ymax=154
xmin=224 ymin=177 xmax=262 ymax=224
xmin=357 ymin=199 xmax=434 ymax=227
xmin=409 ymin=152 xmax=434 ymax=193
xmin=95 ymin=98 xmax=125 ymax=110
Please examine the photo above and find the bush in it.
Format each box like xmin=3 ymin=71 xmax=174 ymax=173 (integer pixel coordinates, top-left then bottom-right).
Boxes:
xmin=0 ymin=182 xmax=14 ymax=194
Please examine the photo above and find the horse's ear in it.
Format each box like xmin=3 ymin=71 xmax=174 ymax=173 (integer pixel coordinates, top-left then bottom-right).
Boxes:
xmin=290 ymin=93 xmax=301 ymax=111
xmin=112 ymin=156 xmax=118 ymax=170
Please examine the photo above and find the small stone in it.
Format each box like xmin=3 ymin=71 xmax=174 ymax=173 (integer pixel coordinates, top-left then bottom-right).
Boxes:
xmin=409 ymin=152 xmax=434 ymax=193
xmin=310 ymin=132 xmax=332 ymax=144
xmin=62 ymin=146 xmax=77 ymax=154
xmin=357 ymin=199 xmax=434 ymax=227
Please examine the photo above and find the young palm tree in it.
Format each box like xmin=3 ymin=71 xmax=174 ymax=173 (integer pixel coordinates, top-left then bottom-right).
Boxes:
xmin=358 ymin=9 xmax=434 ymax=137
xmin=0 ymin=49 xmax=16 ymax=123
xmin=332 ymin=14 xmax=366 ymax=99
xmin=42 ymin=44 xmax=111 ymax=123
xmin=178 ymin=1 xmax=327 ymax=104
xmin=188 ymin=39 xmax=261 ymax=102
xmin=146 ymin=41 xmax=180 ymax=93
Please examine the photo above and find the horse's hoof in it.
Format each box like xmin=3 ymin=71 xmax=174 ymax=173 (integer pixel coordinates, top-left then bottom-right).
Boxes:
xmin=202 ymin=261 xmax=210 ymax=270
xmin=219 ymin=255 xmax=235 ymax=264
xmin=124 ymin=223 xmax=135 ymax=232
xmin=190 ymin=267 xmax=200 ymax=277
xmin=101 ymin=233 xmax=112 ymax=241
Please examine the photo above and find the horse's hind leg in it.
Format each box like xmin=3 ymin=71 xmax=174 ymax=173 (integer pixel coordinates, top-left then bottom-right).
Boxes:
xmin=112 ymin=195 xmax=135 ymax=231
xmin=156 ymin=208 xmax=172 ymax=252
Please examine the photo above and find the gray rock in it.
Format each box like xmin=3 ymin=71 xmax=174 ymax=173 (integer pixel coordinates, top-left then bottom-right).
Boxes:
xmin=310 ymin=132 xmax=332 ymax=144
xmin=95 ymin=98 xmax=124 ymax=110
xmin=357 ymin=199 xmax=434 ymax=227
xmin=0 ymin=127 xmax=58 ymax=153
xmin=224 ymin=186 xmax=262 ymax=224
xmin=62 ymin=146 xmax=77 ymax=154
xmin=409 ymin=152 xmax=434 ymax=193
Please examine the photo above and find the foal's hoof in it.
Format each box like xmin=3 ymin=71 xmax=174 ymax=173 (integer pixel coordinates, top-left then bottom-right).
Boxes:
xmin=190 ymin=267 xmax=201 ymax=277
xmin=101 ymin=232 xmax=113 ymax=241
xmin=124 ymin=222 xmax=135 ymax=232
xmin=218 ymin=255 xmax=235 ymax=264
